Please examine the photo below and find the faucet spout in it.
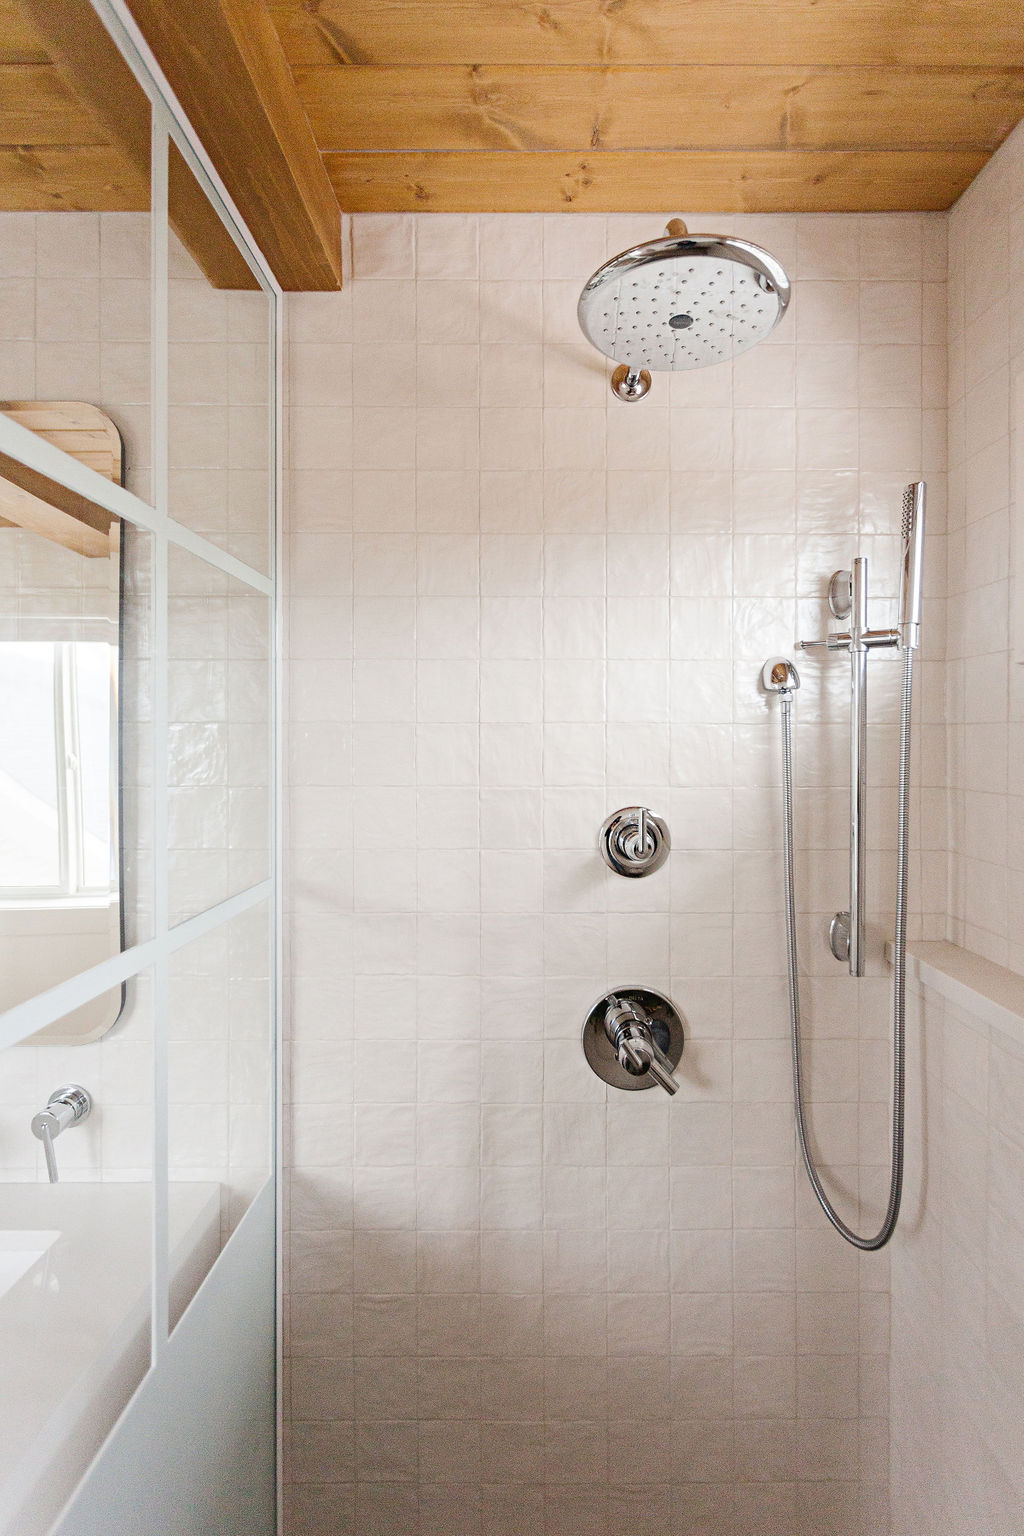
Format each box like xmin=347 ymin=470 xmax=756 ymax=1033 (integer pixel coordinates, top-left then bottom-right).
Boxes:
xmin=31 ymin=1085 xmax=92 ymax=1183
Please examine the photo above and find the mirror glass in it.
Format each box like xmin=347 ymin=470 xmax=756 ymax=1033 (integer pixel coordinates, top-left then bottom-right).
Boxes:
xmin=0 ymin=507 xmax=128 ymax=1040
xmin=0 ymin=0 xmax=154 ymax=1043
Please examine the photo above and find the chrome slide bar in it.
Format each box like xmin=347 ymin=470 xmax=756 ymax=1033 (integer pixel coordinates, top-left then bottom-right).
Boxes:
xmin=797 ymin=482 xmax=925 ymax=976
xmin=848 ymin=557 xmax=869 ymax=975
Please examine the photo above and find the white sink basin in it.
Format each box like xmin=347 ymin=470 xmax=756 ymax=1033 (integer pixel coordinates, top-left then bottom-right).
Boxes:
xmin=0 ymin=1231 xmax=59 ymax=1301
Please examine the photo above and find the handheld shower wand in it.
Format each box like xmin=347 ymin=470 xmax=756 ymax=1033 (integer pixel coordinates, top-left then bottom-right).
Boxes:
xmin=898 ymin=480 xmax=926 ymax=652
xmin=764 ymin=480 xmax=926 ymax=1250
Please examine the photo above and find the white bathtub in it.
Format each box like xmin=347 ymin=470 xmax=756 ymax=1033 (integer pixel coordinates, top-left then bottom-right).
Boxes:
xmin=0 ymin=1182 xmax=220 ymax=1536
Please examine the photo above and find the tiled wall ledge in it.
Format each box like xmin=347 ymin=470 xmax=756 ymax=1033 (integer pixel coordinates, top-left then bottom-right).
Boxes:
xmin=902 ymin=940 xmax=1024 ymax=1046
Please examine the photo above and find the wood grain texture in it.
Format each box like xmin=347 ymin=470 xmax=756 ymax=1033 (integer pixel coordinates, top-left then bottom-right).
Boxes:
xmin=168 ymin=143 xmax=263 ymax=292
xmin=127 ymin=0 xmax=342 ymax=289
xmin=276 ymin=1 xmax=1023 ymax=214
xmin=0 ymin=146 xmax=146 ymax=210
xmin=15 ymin=0 xmax=260 ymax=287
xmin=298 ymin=64 xmax=1024 ymax=153
xmin=324 ymin=148 xmax=990 ymax=213
xmin=0 ymin=402 xmax=123 ymax=485
xmin=0 ymin=63 xmax=107 ymax=146
xmin=0 ymin=3 xmax=145 ymax=211
xmin=270 ymin=0 xmax=1024 ymax=69
xmin=0 ymin=401 xmax=122 ymax=559
xmin=0 ymin=0 xmax=48 ymax=63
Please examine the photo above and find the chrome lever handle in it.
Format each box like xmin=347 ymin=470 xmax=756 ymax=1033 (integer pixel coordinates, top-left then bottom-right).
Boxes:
xmin=620 ymin=1034 xmax=680 ymax=1095
xmin=30 ymin=1085 xmax=92 ymax=1184
xmin=37 ymin=1121 xmax=59 ymax=1183
xmin=605 ymin=998 xmax=680 ymax=1096
xmin=583 ymin=986 xmax=685 ymax=1094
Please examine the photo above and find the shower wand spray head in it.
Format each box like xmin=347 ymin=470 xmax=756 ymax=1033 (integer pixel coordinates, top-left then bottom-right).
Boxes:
xmin=898 ymin=481 xmax=926 ymax=651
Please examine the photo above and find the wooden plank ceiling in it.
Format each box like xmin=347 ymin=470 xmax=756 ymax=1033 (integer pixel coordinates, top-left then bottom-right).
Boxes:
xmin=267 ymin=0 xmax=1024 ymax=212
xmin=1 ymin=0 xmax=1023 ymax=279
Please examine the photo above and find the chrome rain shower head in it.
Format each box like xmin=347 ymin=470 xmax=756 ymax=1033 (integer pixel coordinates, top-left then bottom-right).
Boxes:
xmin=578 ymin=218 xmax=791 ymax=401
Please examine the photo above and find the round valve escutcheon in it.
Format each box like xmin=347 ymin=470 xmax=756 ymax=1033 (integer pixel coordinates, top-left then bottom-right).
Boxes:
xmin=582 ymin=986 xmax=685 ymax=1093
xmin=599 ymin=806 xmax=670 ymax=878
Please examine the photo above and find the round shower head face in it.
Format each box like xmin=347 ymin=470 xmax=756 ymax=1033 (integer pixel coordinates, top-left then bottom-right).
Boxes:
xmin=578 ymin=231 xmax=790 ymax=374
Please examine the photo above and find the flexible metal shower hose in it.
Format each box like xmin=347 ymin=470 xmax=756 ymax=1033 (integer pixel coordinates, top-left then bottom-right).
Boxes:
xmin=779 ymin=645 xmax=913 ymax=1250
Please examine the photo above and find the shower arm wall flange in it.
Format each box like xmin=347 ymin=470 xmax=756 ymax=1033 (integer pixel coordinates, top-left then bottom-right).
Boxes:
xmin=611 ymin=363 xmax=652 ymax=402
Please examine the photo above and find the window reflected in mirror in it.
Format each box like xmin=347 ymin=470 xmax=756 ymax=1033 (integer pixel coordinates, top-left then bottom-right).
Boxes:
xmin=0 ymin=401 xmax=152 ymax=1041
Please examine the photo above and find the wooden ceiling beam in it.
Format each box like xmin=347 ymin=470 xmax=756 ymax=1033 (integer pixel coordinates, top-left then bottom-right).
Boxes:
xmin=323 ymin=148 xmax=989 ymax=214
xmin=0 ymin=0 xmax=48 ymax=63
xmin=15 ymin=0 xmax=257 ymax=284
xmin=298 ymin=64 xmax=1024 ymax=154
xmin=127 ymin=0 xmax=342 ymax=290
xmin=269 ymin=0 xmax=1024 ymax=69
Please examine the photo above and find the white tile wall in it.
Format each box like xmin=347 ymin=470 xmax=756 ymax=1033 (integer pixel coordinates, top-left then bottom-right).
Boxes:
xmin=0 ymin=212 xmax=151 ymax=500
xmin=946 ymin=120 xmax=1024 ymax=971
xmin=889 ymin=118 xmax=1024 ymax=1536
xmin=890 ymin=979 xmax=1024 ymax=1534
xmin=285 ymin=209 xmax=947 ymax=1536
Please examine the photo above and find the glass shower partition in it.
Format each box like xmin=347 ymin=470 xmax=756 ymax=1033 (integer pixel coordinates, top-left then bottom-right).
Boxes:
xmin=0 ymin=2 xmax=280 ymax=1533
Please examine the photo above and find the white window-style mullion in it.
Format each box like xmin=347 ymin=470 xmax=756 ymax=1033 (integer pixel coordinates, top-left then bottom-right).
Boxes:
xmin=0 ymin=879 xmax=272 ymax=1052
xmin=52 ymin=645 xmax=73 ymax=896
xmin=165 ymin=519 xmax=273 ymax=598
xmin=0 ymin=414 xmax=272 ymax=602
xmin=59 ymin=644 xmax=86 ymax=897
xmin=270 ymin=272 xmax=285 ymax=1536
xmin=150 ymin=105 xmax=171 ymax=1361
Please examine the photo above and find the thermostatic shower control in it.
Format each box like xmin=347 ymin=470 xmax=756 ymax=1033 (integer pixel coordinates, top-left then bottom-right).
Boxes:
xmin=582 ymin=988 xmax=684 ymax=1094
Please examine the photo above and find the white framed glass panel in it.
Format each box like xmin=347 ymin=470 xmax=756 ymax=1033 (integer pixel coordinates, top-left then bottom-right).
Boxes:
xmin=167 ymin=544 xmax=271 ymax=927
xmin=167 ymin=898 xmax=272 ymax=1332
xmin=167 ymin=145 xmax=272 ymax=576
xmin=0 ymin=4 xmax=280 ymax=1532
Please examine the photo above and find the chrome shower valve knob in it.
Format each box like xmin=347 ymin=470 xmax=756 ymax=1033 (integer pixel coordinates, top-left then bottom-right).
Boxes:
xmin=599 ymin=806 xmax=670 ymax=877
xmin=582 ymin=987 xmax=685 ymax=1094
xmin=603 ymin=996 xmax=680 ymax=1094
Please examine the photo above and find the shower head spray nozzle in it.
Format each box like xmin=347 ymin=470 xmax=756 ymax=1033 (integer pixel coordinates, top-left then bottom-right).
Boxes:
xmin=578 ymin=218 xmax=791 ymax=401
xmin=898 ymin=481 xmax=926 ymax=651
